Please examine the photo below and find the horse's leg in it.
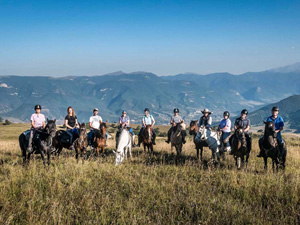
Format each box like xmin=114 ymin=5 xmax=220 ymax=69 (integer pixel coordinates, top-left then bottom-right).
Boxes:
xmin=102 ymin=146 xmax=105 ymax=156
xmin=264 ymin=157 xmax=268 ymax=170
xmin=75 ymin=147 xmax=79 ymax=163
xmin=47 ymin=147 xmax=51 ymax=166
xmin=40 ymin=149 xmax=46 ymax=167
xmin=151 ymin=144 xmax=154 ymax=155
xmin=96 ymin=147 xmax=99 ymax=158
xmin=200 ymin=146 xmax=203 ymax=161
xmin=129 ymin=146 xmax=132 ymax=159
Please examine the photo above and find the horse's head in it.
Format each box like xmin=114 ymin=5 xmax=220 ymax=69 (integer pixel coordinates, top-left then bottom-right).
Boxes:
xmin=235 ymin=125 xmax=245 ymax=138
xmin=45 ymin=119 xmax=57 ymax=138
xmin=113 ymin=149 xmax=124 ymax=166
xmin=100 ymin=121 xmax=107 ymax=133
xmin=264 ymin=121 xmax=276 ymax=136
xmin=189 ymin=120 xmax=198 ymax=135
xmin=78 ymin=123 xmax=87 ymax=139
xmin=143 ymin=125 xmax=153 ymax=143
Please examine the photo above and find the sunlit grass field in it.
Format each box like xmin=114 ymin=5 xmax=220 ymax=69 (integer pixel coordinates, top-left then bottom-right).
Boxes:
xmin=1 ymin=123 xmax=300 ymax=224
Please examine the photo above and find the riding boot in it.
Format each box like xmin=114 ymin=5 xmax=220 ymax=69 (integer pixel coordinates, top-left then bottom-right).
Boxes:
xmin=182 ymin=131 xmax=186 ymax=144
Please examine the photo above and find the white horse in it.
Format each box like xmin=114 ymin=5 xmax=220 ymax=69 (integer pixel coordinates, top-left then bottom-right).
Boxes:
xmin=113 ymin=128 xmax=132 ymax=166
xmin=195 ymin=125 xmax=221 ymax=162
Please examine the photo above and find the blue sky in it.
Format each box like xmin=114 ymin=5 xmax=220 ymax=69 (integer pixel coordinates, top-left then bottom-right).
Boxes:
xmin=0 ymin=0 xmax=299 ymax=76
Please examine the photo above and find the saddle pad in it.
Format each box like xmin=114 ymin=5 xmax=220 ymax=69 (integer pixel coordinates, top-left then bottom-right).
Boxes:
xmin=23 ymin=130 xmax=31 ymax=140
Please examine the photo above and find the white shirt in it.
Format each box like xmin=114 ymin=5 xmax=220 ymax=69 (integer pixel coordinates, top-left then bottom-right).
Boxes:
xmin=89 ymin=115 xmax=102 ymax=129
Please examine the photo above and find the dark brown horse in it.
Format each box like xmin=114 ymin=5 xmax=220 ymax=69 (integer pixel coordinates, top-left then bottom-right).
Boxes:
xmin=92 ymin=122 xmax=107 ymax=157
xmin=258 ymin=121 xmax=287 ymax=171
xmin=189 ymin=120 xmax=208 ymax=160
xmin=231 ymin=126 xmax=249 ymax=169
xmin=74 ymin=123 xmax=88 ymax=163
xmin=139 ymin=125 xmax=154 ymax=154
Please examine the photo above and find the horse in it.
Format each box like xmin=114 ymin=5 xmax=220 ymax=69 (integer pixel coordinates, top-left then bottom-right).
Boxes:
xmin=197 ymin=125 xmax=222 ymax=163
xmin=140 ymin=125 xmax=154 ymax=154
xmin=92 ymin=122 xmax=107 ymax=157
xmin=113 ymin=128 xmax=132 ymax=165
xmin=19 ymin=119 xmax=56 ymax=166
xmin=73 ymin=123 xmax=88 ymax=163
xmin=52 ymin=126 xmax=79 ymax=156
xmin=258 ymin=121 xmax=287 ymax=171
xmin=189 ymin=120 xmax=209 ymax=160
xmin=230 ymin=126 xmax=249 ymax=169
xmin=170 ymin=121 xmax=186 ymax=156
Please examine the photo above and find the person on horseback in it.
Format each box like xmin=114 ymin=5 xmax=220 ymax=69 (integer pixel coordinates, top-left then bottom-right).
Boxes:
xmin=198 ymin=108 xmax=212 ymax=129
xmin=257 ymin=106 xmax=284 ymax=159
xmin=27 ymin=104 xmax=46 ymax=153
xmin=137 ymin=108 xmax=156 ymax=146
xmin=219 ymin=111 xmax=232 ymax=152
xmin=231 ymin=109 xmax=251 ymax=154
xmin=65 ymin=106 xmax=79 ymax=150
xmin=165 ymin=108 xmax=186 ymax=144
xmin=88 ymin=108 xmax=103 ymax=146
xmin=119 ymin=110 xmax=136 ymax=147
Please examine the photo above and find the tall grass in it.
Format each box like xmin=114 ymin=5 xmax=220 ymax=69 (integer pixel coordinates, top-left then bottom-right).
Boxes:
xmin=0 ymin=124 xmax=300 ymax=224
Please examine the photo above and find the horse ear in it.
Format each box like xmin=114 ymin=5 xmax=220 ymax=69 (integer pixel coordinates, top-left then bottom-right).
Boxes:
xmin=81 ymin=122 xmax=85 ymax=127
xmin=105 ymin=121 xmax=108 ymax=126
xmin=263 ymin=121 xmax=267 ymax=124
xmin=47 ymin=118 xmax=49 ymax=123
xmin=54 ymin=119 xmax=56 ymax=123
xmin=113 ymin=150 xmax=116 ymax=154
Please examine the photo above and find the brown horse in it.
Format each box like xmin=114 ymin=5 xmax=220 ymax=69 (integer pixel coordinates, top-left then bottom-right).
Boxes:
xmin=73 ymin=123 xmax=88 ymax=163
xmin=189 ymin=120 xmax=208 ymax=160
xmin=140 ymin=125 xmax=154 ymax=154
xmin=93 ymin=122 xmax=107 ymax=157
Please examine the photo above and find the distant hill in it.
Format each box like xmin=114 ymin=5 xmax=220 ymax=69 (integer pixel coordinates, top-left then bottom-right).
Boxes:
xmin=1 ymin=63 xmax=300 ymax=124
xmin=248 ymin=95 xmax=300 ymax=132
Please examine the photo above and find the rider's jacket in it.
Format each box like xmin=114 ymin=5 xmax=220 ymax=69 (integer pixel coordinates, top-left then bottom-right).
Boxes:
xmin=89 ymin=115 xmax=102 ymax=130
xmin=234 ymin=117 xmax=250 ymax=133
xmin=30 ymin=113 xmax=45 ymax=129
xmin=142 ymin=114 xmax=155 ymax=127
xmin=198 ymin=115 xmax=212 ymax=128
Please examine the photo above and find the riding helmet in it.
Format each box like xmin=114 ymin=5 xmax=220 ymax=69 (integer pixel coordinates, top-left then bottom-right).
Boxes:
xmin=93 ymin=108 xmax=98 ymax=112
xmin=272 ymin=106 xmax=279 ymax=111
xmin=122 ymin=110 xmax=127 ymax=114
xmin=144 ymin=108 xmax=150 ymax=112
xmin=241 ymin=109 xmax=248 ymax=115
xmin=174 ymin=108 xmax=179 ymax=113
xmin=223 ymin=111 xmax=230 ymax=117
xmin=34 ymin=105 xmax=42 ymax=110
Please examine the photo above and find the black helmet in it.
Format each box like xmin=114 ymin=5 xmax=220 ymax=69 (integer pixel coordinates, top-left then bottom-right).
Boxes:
xmin=241 ymin=109 xmax=248 ymax=115
xmin=272 ymin=106 xmax=279 ymax=111
xmin=144 ymin=108 xmax=150 ymax=112
xmin=174 ymin=108 xmax=179 ymax=113
xmin=34 ymin=105 xmax=42 ymax=110
xmin=223 ymin=111 xmax=230 ymax=117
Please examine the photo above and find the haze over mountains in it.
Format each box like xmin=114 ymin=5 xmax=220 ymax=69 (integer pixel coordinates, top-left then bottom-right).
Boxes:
xmin=0 ymin=63 xmax=300 ymax=126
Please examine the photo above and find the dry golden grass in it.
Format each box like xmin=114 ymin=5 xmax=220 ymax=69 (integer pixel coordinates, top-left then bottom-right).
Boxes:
xmin=0 ymin=123 xmax=300 ymax=224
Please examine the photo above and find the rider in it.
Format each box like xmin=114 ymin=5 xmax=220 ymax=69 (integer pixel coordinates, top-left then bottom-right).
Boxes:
xmin=231 ymin=109 xmax=251 ymax=154
xmin=219 ymin=111 xmax=232 ymax=152
xmin=65 ymin=106 xmax=79 ymax=150
xmin=198 ymin=108 xmax=212 ymax=129
xmin=119 ymin=110 xmax=136 ymax=147
xmin=137 ymin=108 xmax=156 ymax=146
xmin=27 ymin=104 xmax=46 ymax=153
xmin=257 ymin=106 xmax=284 ymax=159
xmin=88 ymin=108 xmax=102 ymax=146
xmin=165 ymin=108 xmax=186 ymax=144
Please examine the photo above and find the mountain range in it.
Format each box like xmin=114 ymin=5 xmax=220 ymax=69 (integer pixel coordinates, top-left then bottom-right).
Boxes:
xmin=1 ymin=62 xmax=300 ymax=126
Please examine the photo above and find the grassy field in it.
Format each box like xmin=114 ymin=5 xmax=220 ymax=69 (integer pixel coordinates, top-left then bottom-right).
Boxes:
xmin=1 ymin=123 xmax=300 ymax=224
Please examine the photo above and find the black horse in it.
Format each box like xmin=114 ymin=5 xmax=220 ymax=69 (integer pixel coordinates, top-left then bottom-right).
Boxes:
xmin=19 ymin=119 xmax=56 ymax=166
xmin=258 ymin=121 xmax=287 ymax=170
xmin=52 ymin=126 xmax=79 ymax=156
xmin=189 ymin=120 xmax=209 ymax=160
xmin=230 ymin=126 xmax=249 ymax=169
